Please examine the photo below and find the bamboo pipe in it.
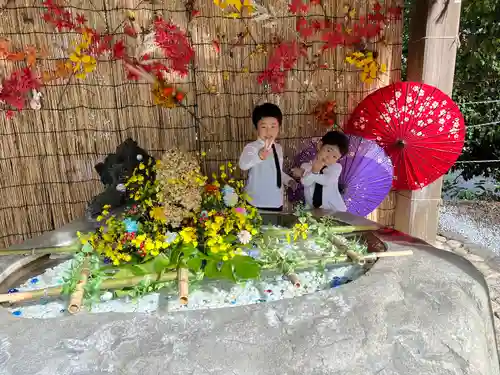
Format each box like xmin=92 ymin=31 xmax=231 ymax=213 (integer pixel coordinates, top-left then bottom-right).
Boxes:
xmin=178 ymin=268 xmax=189 ymax=305
xmin=0 ymin=242 xmax=81 ymax=257
xmin=346 ymin=250 xmax=365 ymax=265
xmin=286 ymin=273 xmax=301 ymax=288
xmin=362 ymin=250 xmax=413 ymax=261
xmin=0 ymin=272 xmax=178 ymax=304
xmin=67 ymin=259 xmax=90 ymax=314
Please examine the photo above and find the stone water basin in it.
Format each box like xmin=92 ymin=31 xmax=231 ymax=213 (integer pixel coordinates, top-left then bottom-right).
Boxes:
xmin=0 ymin=213 xmax=384 ymax=318
xmin=0 ymin=210 xmax=498 ymax=375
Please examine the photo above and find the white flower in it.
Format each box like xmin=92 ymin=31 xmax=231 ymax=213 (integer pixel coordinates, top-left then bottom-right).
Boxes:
xmin=223 ymin=192 xmax=238 ymax=207
xmin=237 ymin=230 xmax=252 ymax=244
xmin=165 ymin=232 xmax=178 ymax=244
xmin=116 ymin=183 xmax=126 ymax=192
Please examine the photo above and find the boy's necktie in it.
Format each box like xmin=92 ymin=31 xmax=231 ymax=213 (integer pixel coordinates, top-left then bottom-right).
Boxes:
xmin=312 ymin=166 xmax=327 ymax=208
xmin=271 ymin=144 xmax=282 ymax=188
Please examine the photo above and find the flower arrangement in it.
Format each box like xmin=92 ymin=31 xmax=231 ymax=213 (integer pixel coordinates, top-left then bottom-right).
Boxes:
xmin=0 ymin=148 xmax=397 ymax=311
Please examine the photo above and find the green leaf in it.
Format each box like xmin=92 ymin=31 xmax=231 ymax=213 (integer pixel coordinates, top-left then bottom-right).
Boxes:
xmin=81 ymin=242 xmax=93 ymax=253
xmin=231 ymin=255 xmax=260 ymax=280
xmin=113 ymin=266 xmax=138 ymax=279
xmin=224 ymin=234 xmax=237 ymax=243
xmin=186 ymin=257 xmax=202 ymax=273
xmin=152 ymin=253 xmax=170 ymax=274
xmin=220 ymin=261 xmax=235 ymax=281
xmin=204 ymin=260 xmax=219 ymax=278
xmin=180 ymin=243 xmax=198 ymax=257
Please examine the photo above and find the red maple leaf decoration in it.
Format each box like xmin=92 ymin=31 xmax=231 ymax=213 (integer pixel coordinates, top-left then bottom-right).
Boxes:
xmin=321 ymin=26 xmax=345 ymax=50
xmin=368 ymin=1 xmax=386 ymax=23
xmin=75 ymin=13 xmax=87 ymax=24
xmin=112 ymin=40 xmax=126 ymax=59
xmin=153 ymin=17 xmax=195 ymax=77
xmin=0 ymin=68 xmax=41 ymax=115
xmin=387 ymin=6 xmax=403 ymax=20
xmin=257 ymin=40 xmax=305 ymax=93
xmin=296 ymin=17 xmax=314 ymax=39
xmin=288 ymin=0 xmax=308 ymax=15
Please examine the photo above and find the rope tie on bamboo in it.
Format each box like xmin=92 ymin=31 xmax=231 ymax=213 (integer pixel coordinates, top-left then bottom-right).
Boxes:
xmin=411 ymin=35 xmax=461 ymax=49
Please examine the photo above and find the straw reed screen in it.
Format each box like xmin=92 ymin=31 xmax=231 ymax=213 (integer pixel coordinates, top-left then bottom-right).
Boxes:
xmin=0 ymin=0 xmax=402 ymax=247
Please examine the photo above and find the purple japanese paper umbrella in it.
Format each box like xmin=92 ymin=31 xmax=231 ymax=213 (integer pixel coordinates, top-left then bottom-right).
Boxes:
xmin=286 ymin=135 xmax=393 ymax=216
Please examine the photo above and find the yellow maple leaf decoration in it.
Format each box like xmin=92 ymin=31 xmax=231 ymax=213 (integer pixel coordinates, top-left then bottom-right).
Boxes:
xmin=213 ymin=0 xmax=254 ymax=17
xmin=345 ymin=50 xmax=386 ymax=85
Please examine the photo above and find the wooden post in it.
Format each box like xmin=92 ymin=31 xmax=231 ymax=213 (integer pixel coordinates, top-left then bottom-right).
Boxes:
xmin=394 ymin=0 xmax=462 ymax=242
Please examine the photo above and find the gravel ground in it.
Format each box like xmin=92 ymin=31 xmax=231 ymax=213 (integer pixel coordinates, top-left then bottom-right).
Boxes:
xmin=439 ymin=201 xmax=500 ymax=255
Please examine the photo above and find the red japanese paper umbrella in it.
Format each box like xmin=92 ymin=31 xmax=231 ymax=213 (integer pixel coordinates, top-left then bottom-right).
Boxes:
xmin=344 ymin=82 xmax=466 ymax=190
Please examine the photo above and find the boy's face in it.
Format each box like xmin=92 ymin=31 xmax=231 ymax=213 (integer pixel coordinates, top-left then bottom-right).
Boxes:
xmin=257 ymin=117 xmax=280 ymax=140
xmin=317 ymin=143 xmax=342 ymax=165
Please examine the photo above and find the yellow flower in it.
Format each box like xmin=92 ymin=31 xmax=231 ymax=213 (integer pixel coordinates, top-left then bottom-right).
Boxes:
xmin=150 ymin=206 xmax=166 ymax=222
xmin=179 ymin=227 xmax=198 ymax=246
xmin=222 ymin=255 xmax=228 ymax=261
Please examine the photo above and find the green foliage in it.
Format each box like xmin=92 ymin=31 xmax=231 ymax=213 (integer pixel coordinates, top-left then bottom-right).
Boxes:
xmin=403 ymin=0 xmax=500 ymax=180
xmin=443 ymin=177 xmax=500 ymax=201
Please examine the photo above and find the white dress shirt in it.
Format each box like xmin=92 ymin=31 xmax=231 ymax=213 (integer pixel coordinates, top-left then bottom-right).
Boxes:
xmin=301 ymin=162 xmax=347 ymax=212
xmin=239 ymin=139 xmax=292 ymax=208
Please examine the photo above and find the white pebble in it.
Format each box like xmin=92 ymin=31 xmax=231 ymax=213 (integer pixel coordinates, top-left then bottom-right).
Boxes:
xmin=100 ymin=291 xmax=113 ymax=302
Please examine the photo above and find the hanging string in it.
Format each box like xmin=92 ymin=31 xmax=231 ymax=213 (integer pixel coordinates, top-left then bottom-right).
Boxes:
xmin=410 ymin=35 xmax=461 ymax=49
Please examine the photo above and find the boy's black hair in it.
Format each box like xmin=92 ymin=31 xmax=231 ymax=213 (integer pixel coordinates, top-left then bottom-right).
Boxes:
xmin=320 ymin=131 xmax=350 ymax=156
xmin=252 ymin=103 xmax=283 ymax=128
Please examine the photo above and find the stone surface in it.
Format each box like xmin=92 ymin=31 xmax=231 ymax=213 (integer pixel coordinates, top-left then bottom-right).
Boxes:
xmin=436 ymin=235 xmax=447 ymax=243
xmin=0 ymin=240 xmax=499 ymax=375
xmin=446 ymin=239 xmax=463 ymax=249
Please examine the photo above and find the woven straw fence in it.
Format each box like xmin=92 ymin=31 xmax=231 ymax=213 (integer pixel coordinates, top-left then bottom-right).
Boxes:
xmin=0 ymin=0 xmax=402 ymax=247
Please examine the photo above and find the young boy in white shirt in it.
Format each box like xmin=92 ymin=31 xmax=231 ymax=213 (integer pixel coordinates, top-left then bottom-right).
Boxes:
xmin=292 ymin=131 xmax=349 ymax=212
xmin=238 ymin=103 xmax=297 ymax=211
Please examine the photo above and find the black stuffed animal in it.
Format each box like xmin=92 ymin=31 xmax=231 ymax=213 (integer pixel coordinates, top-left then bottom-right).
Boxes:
xmin=86 ymin=138 xmax=155 ymax=220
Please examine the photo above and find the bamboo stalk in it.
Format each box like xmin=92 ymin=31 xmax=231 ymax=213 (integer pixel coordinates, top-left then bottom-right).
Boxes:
xmin=0 ymin=272 xmax=178 ymax=304
xmin=362 ymin=250 xmax=413 ymax=261
xmin=0 ymin=242 xmax=81 ymax=257
xmin=178 ymin=268 xmax=189 ymax=305
xmin=67 ymin=259 xmax=90 ymax=314
xmin=328 ymin=225 xmax=377 ymax=234
xmin=346 ymin=250 xmax=365 ymax=265
xmin=286 ymin=273 xmax=301 ymax=288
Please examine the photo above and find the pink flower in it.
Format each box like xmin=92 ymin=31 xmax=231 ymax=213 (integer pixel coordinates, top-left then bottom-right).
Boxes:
xmin=234 ymin=207 xmax=246 ymax=215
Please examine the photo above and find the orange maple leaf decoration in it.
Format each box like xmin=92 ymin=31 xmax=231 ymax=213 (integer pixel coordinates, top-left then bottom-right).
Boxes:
xmin=0 ymin=38 xmax=11 ymax=59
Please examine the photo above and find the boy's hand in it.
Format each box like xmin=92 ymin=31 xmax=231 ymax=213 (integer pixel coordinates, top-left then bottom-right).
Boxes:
xmin=287 ymin=179 xmax=299 ymax=191
xmin=291 ymin=167 xmax=305 ymax=179
xmin=311 ymin=157 xmax=326 ymax=173
xmin=259 ymin=138 xmax=275 ymax=160
xmin=259 ymin=147 xmax=271 ymax=160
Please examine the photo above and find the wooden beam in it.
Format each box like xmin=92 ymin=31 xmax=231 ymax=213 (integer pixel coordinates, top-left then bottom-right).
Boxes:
xmin=393 ymin=0 xmax=462 ymax=242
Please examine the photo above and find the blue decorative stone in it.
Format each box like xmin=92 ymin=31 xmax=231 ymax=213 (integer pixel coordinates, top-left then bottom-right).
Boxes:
xmin=123 ymin=218 xmax=139 ymax=233
xmin=30 ymin=278 xmax=39 ymax=284
xmin=103 ymin=257 xmax=112 ymax=264
xmin=60 ymin=309 xmax=66 ymax=313
xmin=12 ymin=310 xmax=22 ymax=316
xmin=330 ymin=277 xmax=342 ymax=288
xmin=8 ymin=288 xmax=18 ymax=294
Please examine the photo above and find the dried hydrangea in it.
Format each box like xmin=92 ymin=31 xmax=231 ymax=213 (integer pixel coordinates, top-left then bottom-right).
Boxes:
xmin=155 ymin=150 xmax=205 ymax=227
